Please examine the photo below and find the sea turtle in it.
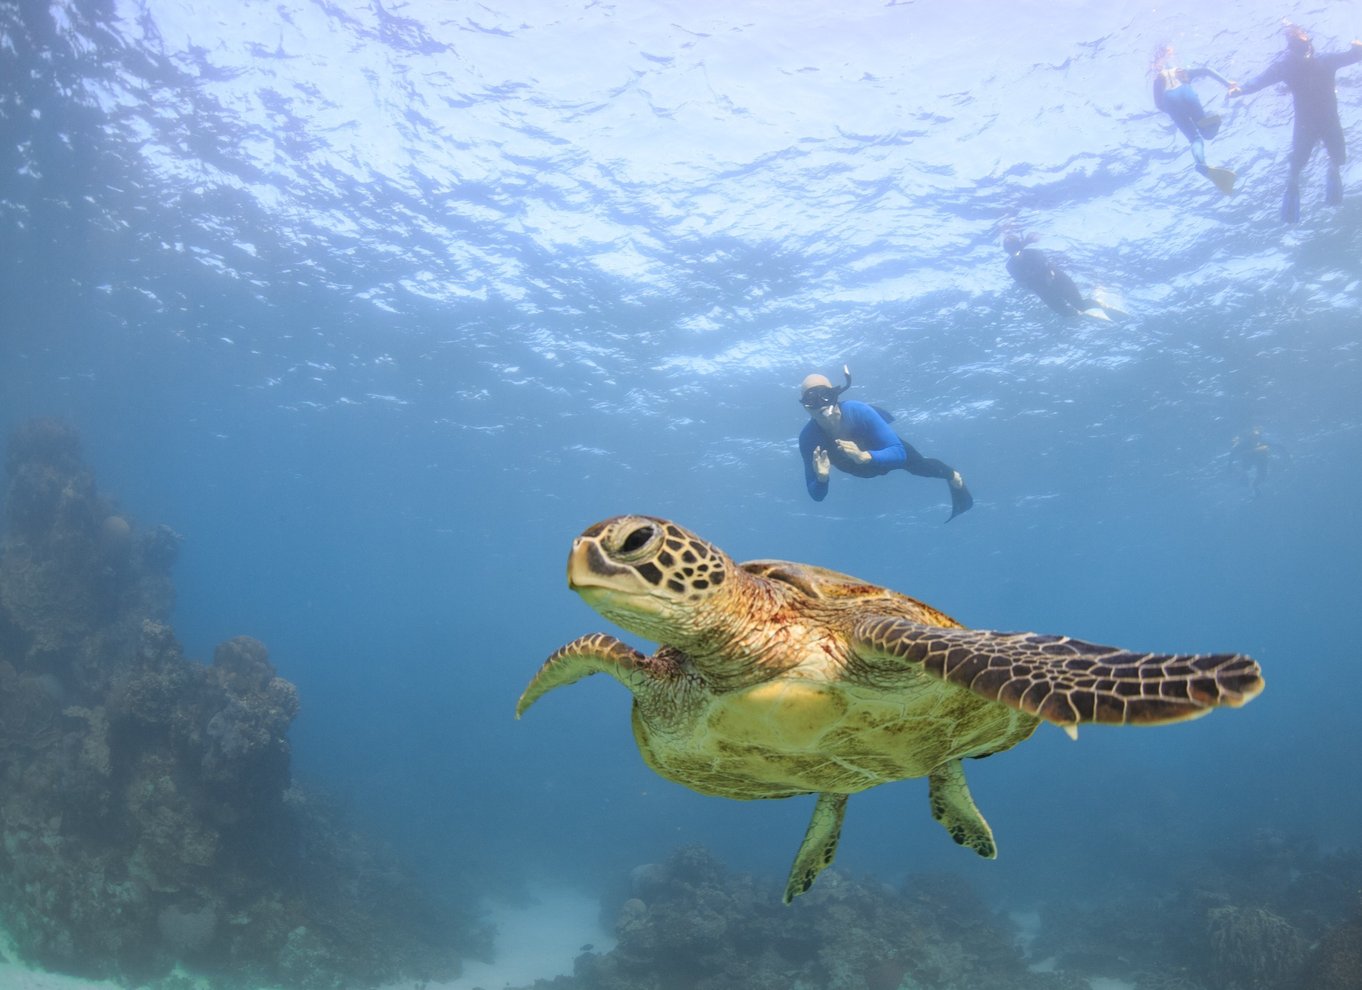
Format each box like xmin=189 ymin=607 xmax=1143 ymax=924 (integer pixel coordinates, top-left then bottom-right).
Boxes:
xmin=517 ymin=515 xmax=1265 ymax=902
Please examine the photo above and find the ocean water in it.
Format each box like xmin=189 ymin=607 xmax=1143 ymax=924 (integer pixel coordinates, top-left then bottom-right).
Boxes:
xmin=2 ymin=0 xmax=1362 ymax=986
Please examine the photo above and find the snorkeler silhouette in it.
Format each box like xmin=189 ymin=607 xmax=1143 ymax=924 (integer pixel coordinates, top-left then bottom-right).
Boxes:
xmin=1229 ymin=427 xmax=1276 ymax=498
xmin=1228 ymin=25 xmax=1362 ymax=223
xmin=1151 ymin=46 xmax=1237 ymax=194
xmin=798 ymin=366 xmax=973 ymax=521
xmin=1002 ymin=233 xmax=1123 ymax=321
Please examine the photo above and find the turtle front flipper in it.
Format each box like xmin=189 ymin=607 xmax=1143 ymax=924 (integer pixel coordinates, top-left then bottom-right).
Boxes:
xmin=516 ymin=633 xmax=651 ymax=717
xmin=928 ymin=759 xmax=996 ymax=859
xmin=850 ymin=616 xmax=1264 ymax=736
xmin=784 ymin=792 xmax=849 ymax=904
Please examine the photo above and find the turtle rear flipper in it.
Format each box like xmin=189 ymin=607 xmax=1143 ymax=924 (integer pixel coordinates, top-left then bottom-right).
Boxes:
xmin=784 ymin=792 xmax=848 ymax=904
xmin=849 ymin=616 xmax=1264 ymax=736
xmin=928 ymin=760 xmax=996 ymax=858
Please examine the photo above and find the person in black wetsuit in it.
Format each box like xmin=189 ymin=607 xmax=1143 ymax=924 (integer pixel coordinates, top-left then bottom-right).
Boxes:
xmin=1002 ymin=233 xmax=1120 ymax=320
xmin=1151 ymin=45 xmax=1237 ymax=193
xmin=797 ymin=367 xmax=973 ymax=521
xmin=1229 ymin=25 xmax=1362 ymax=223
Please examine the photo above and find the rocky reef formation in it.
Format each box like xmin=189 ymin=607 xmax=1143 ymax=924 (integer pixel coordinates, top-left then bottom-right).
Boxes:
xmin=515 ymin=844 xmax=1085 ymax=990
xmin=0 ymin=420 xmax=477 ymax=988
xmin=513 ymin=831 xmax=1362 ymax=990
xmin=1025 ymin=828 xmax=1362 ymax=990
xmin=1299 ymin=893 xmax=1362 ymax=990
xmin=1205 ymin=903 xmax=1306 ymax=990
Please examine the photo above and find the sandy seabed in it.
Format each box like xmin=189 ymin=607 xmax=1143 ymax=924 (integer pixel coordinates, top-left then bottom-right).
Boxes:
xmin=386 ymin=886 xmax=616 ymax=990
xmin=1 ymin=894 xmax=1142 ymax=990
xmin=0 ymin=886 xmax=615 ymax=990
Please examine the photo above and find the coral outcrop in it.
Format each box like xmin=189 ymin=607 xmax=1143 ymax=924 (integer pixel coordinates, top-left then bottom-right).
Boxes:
xmin=1299 ymin=895 xmax=1362 ymax=990
xmin=532 ymin=834 xmax=1362 ymax=990
xmin=1205 ymin=904 xmax=1306 ymax=990
xmin=1025 ymin=829 xmax=1362 ymax=990
xmin=0 ymin=420 xmax=475 ymax=988
xmin=516 ymin=844 xmax=1085 ymax=990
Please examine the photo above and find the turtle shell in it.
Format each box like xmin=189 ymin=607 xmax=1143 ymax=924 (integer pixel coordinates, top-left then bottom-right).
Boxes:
xmin=741 ymin=559 xmax=963 ymax=627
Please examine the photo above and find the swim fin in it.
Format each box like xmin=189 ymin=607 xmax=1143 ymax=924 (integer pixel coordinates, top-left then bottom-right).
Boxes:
xmin=1326 ymin=167 xmax=1343 ymax=206
xmin=1281 ymin=183 xmax=1300 ymax=224
xmin=1089 ymin=287 xmax=1127 ymax=317
xmin=1205 ymin=166 xmax=1236 ymax=195
xmin=1081 ymin=307 xmax=1113 ymax=322
xmin=946 ymin=474 xmax=973 ymax=522
xmin=1196 ymin=114 xmax=1221 ymax=139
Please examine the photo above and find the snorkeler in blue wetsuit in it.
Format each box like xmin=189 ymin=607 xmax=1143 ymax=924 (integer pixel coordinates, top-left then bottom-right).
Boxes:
xmin=1151 ymin=46 xmax=1236 ymax=194
xmin=1229 ymin=25 xmax=1362 ymax=223
xmin=798 ymin=367 xmax=973 ymax=521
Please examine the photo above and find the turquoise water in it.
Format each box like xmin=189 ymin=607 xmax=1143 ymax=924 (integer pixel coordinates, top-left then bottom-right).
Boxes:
xmin=3 ymin=0 xmax=1362 ymax=984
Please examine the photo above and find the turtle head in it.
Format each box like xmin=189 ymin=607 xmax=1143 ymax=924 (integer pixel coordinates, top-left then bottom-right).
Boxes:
xmin=567 ymin=515 xmax=732 ymax=643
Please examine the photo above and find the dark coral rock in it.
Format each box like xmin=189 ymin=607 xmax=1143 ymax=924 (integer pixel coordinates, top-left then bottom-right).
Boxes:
xmin=1285 ymin=893 xmax=1362 ymax=990
xmin=0 ymin=419 xmax=175 ymax=684
xmin=139 ymin=523 xmax=182 ymax=573
xmin=525 ymin=844 xmax=1084 ymax=990
xmin=200 ymin=637 xmax=300 ymax=802
xmin=1300 ymin=902 xmax=1362 ymax=990
xmin=1206 ymin=904 xmax=1307 ymax=990
xmin=0 ymin=420 xmax=470 ymax=988
xmin=0 ymin=660 xmax=64 ymax=747
xmin=3 ymin=418 xmax=88 ymax=536
xmin=1024 ymin=830 xmax=1362 ymax=990
xmin=213 ymin=636 xmax=276 ymax=695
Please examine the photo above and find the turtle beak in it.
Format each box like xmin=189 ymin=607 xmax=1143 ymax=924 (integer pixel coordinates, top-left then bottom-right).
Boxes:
xmin=567 ymin=537 xmax=631 ymax=591
xmin=566 ymin=538 xmax=595 ymax=589
xmin=566 ymin=535 xmax=664 ymax=626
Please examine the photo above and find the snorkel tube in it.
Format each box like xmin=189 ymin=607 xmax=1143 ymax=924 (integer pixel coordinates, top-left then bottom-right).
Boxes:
xmin=824 ymin=365 xmax=853 ymax=402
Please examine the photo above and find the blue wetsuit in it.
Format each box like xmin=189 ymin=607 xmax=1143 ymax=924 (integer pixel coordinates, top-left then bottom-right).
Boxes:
xmin=1153 ymin=67 xmax=1231 ymax=171
xmin=1237 ymin=42 xmax=1362 ymax=220
xmin=798 ymin=400 xmax=957 ymax=501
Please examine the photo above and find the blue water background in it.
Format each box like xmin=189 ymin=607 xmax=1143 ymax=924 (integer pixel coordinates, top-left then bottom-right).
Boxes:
xmin=4 ymin=0 xmax=1362 ymax=918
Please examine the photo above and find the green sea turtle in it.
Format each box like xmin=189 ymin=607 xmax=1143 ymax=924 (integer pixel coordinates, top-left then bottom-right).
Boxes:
xmin=517 ymin=515 xmax=1265 ymax=902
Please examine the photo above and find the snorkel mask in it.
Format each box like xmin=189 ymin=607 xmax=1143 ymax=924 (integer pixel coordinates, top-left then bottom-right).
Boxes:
xmin=800 ymin=365 xmax=853 ymax=410
xmin=1284 ymin=24 xmax=1313 ymax=57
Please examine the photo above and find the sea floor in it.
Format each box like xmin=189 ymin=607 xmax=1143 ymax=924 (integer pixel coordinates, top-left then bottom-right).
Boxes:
xmin=0 ymin=885 xmax=613 ymax=990
xmin=387 ymin=885 xmax=617 ymax=990
xmin=0 ymin=964 xmax=123 ymax=990
xmin=0 ymin=922 xmax=118 ymax=990
xmin=1 ymin=897 xmax=1145 ymax=990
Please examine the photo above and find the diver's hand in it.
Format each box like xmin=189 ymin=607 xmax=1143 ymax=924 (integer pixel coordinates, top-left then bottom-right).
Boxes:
xmin=835 ymin=439 xmax=871 ymax=464
xmin=1227 ymin=83 xmax=1242 ymax=97
xmin=812 ymin=445 xmax=831 ymax=481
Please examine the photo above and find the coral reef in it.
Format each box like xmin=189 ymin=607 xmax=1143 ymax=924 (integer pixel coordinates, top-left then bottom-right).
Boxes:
xmin=0 ymin=420 xmax=476 ymax=988
xmin=1298 ymin=895 xmax=1362 ymax=990
xmin=513 ymin=844 xmax=1085 ymax=990
xmin=1131 ymin=971 xmax=1208 ymax=990
xmin=1024 ymin=827 xmax=1362 ymax=990
xmin=1205 ymin=904 xmax=1306 ymax=990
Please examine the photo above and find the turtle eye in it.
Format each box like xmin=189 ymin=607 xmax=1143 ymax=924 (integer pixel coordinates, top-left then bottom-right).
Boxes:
xmin=617 ymin=524 xmax=658 ymax=559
